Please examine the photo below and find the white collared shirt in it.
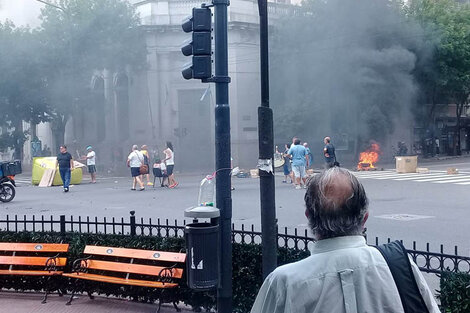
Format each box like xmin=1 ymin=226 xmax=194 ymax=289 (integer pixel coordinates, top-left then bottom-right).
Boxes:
xmin=251 ymin=236 xmax=440 ymax=313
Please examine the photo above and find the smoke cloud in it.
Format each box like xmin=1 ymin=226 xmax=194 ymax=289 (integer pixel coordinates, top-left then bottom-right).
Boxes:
xmin=271 ymin=0 xmax=431 ymax=158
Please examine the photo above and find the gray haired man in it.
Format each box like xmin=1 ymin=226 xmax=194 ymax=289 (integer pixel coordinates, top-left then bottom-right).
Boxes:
xmin=251 ymin=167 xmax=440 ymax=313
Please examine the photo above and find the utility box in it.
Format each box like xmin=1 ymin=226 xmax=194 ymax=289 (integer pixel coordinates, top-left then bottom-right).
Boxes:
xmin=395 ymin=156 xmax=418 ymax=173
xmin=184 ymin=206 xmax=220 ymax=290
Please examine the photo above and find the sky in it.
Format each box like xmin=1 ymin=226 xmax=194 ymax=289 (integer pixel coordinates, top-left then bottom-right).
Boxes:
xmin=0 ymin=0 xmax=43 ymax=27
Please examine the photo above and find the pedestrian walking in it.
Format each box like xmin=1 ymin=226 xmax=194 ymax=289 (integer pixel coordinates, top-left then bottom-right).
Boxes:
xmin=282 ymin=143 xmax=293 ymax=183
xmin=251 ymin=167 xmax=440 ymax=313
xmin=85 ymin=146 xmax=96 ymax=183
xmin=140 ymin=145 xmax=153 ymax=186
xmin=127 ymin=145 xmax=145 ymax=191
xmin=56 ymin=145 xmax=74 ymax=192
xmin=303 ymin=142 xmax=313 ymax=168
xmin=323 ymin=136 xmax=336 ymax=168
xmin=287 ymin=138 xmax=308 ymax=189
xmin=164 ymin=141 xmax=178 ymax=188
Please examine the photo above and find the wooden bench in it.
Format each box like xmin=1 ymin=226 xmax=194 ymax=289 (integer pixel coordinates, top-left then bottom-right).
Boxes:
xmin=0 ymin=242 xmax=69 ymax=303
xmin=63 ymin=245 xmax=186 ymax=312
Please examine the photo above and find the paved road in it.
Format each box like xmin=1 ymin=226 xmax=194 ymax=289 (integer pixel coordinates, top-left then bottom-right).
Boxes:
xmin=3 ymin=157 xmax=469 ymax=255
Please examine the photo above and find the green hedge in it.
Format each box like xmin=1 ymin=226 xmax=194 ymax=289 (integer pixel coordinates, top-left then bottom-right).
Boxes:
xmin=439 ymin=271 xmax=470 ymax=313
xmin=0 ymin=231 xmax=309 ymax=312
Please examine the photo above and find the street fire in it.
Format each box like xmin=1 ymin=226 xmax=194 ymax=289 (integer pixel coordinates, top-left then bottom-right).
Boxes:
xmin=357 ymin=143 xmax=381 ymax=171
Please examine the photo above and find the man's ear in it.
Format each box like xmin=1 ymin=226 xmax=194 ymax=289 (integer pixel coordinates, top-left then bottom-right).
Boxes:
xmin=305 ymin=209 xmax=309 ymax=218
xmin=362 ymin=212 xmax=369 ymax=226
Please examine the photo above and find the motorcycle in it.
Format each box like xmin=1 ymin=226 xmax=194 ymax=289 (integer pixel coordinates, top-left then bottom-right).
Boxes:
xmin=0 ymin=175 xmax=16 ymax=203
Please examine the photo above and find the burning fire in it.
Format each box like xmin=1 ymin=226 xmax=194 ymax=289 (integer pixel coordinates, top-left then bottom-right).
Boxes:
xmin=357 ymin=143 xmax=381 ymax=171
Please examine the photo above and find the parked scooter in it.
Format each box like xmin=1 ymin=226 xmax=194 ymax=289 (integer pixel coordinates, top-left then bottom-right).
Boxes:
xmin=0 ymin=160 xmax=21 ymax=203
xmin=0 ymin=175 xmax=15 ymax=202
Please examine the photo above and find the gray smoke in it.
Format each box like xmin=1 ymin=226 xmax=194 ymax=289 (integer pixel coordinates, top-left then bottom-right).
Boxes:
xmin=271 ymin=0 xmax=431 ymax=158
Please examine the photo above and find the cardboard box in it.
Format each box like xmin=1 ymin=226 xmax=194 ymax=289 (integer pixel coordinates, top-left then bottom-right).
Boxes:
xmin=447 ymin=168 xmax=459 ymax=175
xmin=416 ymin=167 xmax=429 ymax=174
xmin=395 ymin=156 xmax=418 ymax=173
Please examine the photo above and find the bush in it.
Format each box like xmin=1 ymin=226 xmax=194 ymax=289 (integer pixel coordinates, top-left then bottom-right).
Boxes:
xmin=0 ymin=231 xmax=310 ymax=312
xmin=439 ymin=271 xmax=470 ymax=313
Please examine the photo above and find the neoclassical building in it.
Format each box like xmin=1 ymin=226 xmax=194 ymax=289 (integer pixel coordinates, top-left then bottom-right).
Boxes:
xmin=30 ymin=0 xmax=299 ymax=173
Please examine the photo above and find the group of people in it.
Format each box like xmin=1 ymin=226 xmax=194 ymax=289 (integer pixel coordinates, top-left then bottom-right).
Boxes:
xmin=55 ymin=142 xmax=178 ymax=192
xmin=126 ymin=142 xmax=178 ymax=191
xmin=281 ymin=136 xmax=336 ymax=190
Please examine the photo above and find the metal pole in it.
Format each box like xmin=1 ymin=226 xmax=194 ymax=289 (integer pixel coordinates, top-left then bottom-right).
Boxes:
xmin=257 ymin=0 xmax=277 ymax=279
xmin=212 ymin=0 xmax=232 ymax=311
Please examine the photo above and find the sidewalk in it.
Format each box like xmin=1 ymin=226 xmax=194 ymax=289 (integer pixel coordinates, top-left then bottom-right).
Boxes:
xmin=0 ymin=291 xmax=194 ymax=313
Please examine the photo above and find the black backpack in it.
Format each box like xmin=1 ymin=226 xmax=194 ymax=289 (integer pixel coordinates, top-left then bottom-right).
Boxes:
xmin=375 ymin=240 xmax=430 ymax=313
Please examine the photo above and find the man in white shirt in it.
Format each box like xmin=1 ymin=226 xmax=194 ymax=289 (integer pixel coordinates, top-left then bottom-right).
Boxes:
xmin=251 ymin=167 xmax=440 ymax=313
xmin=85 ymin=146 xmax=96 ymax=183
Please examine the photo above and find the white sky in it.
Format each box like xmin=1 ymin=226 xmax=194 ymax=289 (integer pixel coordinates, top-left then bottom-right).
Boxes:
xmin=0 ymin=0 xmax=43 ymax=27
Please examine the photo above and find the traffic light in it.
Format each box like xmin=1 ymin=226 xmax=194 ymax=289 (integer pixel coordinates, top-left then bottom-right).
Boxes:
xmin=181 ymin=7 xmax=212 ymax=80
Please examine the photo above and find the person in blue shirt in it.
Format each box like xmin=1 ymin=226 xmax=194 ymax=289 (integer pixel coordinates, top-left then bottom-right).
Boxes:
xmin=287 ymin=138 xmax=308 ymax=189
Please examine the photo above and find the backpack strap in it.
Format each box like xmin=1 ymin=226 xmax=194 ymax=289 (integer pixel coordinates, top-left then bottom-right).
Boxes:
xmin=375 ymin=240 xmax=429 ymax=313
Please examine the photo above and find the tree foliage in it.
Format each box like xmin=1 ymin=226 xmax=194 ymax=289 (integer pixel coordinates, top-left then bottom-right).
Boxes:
xmin=37 ymin=0 xmax=147 ymax=151
xmin=0 ymin=21 xmax=51 ymax=155
xmin=406 ymin=0 xmax=470 ymax=154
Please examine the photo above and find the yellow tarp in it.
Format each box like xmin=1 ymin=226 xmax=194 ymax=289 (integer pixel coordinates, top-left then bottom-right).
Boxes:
xmin=32 ymin=157 xmax=84 ymax=186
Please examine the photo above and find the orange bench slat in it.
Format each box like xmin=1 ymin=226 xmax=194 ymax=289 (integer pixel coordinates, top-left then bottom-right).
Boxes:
xmin=83 ymin=245 xmax=186 ymax=263
xmin=62 ymin=272 xmax=179 ymax=289
xmin=0 ymin=270 xmax=63 ymax=276
xmin=83 ymin=259 xmax=183 ymax=278
xmin=0 ymin=256 xmax=67 ymax=266
xmin=0 ymin=243 xmax=69 ymax=252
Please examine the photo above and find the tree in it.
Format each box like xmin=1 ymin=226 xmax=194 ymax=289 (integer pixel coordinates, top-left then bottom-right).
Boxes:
xmin=37 ymin=0 xmax=146 ymax=151
xmin=0 ymin=21 xmax=52 ymax=158
xmin=407 ymin=0 xmax=470 ymax=155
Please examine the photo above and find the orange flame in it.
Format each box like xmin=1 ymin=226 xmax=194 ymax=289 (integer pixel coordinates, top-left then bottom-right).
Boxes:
xmin=357 ymin=143 xmax=381 ymax=170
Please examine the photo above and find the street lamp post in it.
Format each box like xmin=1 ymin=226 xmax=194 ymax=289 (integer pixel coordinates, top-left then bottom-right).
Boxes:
xmin=257 ymin=0 xmax=277 ymax=279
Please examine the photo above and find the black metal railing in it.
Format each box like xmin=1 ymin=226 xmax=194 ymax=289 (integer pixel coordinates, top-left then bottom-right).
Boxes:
xmin=0 ymin=212 xmax=468 ymax=274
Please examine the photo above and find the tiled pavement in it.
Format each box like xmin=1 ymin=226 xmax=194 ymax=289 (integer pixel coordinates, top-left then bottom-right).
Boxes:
xmin=0 ymin=291 xmax=194 ymax=313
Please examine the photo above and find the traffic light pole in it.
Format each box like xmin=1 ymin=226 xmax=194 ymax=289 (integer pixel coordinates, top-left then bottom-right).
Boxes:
xmin=257 ymin=0 xmax=277 ymax=279
xmin=212 ymin=0 xmax=232 ymax=312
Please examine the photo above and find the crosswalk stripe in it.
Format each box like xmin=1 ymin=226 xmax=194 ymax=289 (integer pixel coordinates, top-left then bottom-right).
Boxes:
xmin=456 ymin=181 xmax=470 ymax=185
xmin=366 ymin=173 xmax=443 ymax=180
xmin=415 ymin=175 xmax=470 ymax=182
xmin=433 ymin=177 xmax=470 ymax=184
xmin=391 ymin=174 xmax=455 ymax=181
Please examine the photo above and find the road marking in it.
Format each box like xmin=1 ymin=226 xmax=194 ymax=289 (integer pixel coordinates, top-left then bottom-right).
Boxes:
xmin=354 ymin=170 xmax=470 ymax=186
xmin=375 ymin=214 xmax=434 ymax=221
xmin=415 ymin=175 xmax=470 ymax=182
xmin=433 ymin=177 xmax=470 ymax=184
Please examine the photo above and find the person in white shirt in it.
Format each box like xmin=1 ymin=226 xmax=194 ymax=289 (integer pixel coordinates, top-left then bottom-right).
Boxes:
xmin=85 ymin=146 xmax=96 ymax=183
xmin=163 ymin=141 xmax=178 ymax=188
xmin=126 ymin=144 xmax=145 ymax=191
xmin=251 ymin=167 xmax=440 ymax=313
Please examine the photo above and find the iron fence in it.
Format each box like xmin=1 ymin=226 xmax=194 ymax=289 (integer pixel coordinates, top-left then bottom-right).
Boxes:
xmin=0 ymin=212 xmax=468 ymax=274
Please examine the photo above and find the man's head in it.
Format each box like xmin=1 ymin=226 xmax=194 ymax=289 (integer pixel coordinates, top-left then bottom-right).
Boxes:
xmin=303 ymin=142 xmax=308 ymax=147
xmin=60 ymin=145 xmax=67 ymax=153
xmin=304 ymin=167 xmax=369 ymax=240
xmin=132 ymin=144 xmax=138 ymax=151
xmin=86 ymin=146 xmax=92 ymax=151
xmin=324 ymin=137 xmax=331 ymax=144
xmin=292 ymin=137 xmax=298 ymax=144
xmin=294 ymin=138 xmax=301 ymax=145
